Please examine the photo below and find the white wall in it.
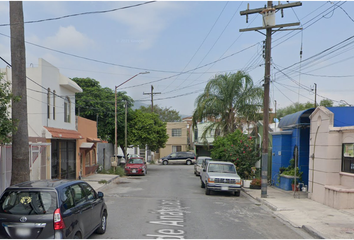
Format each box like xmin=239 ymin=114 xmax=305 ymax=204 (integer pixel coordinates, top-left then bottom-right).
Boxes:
xmin=1 ymin=58 xmax=82 ymax=139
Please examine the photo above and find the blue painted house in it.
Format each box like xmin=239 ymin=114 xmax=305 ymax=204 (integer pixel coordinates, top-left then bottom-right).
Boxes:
xmin=270 ymin=108 xmax=314 ymax=190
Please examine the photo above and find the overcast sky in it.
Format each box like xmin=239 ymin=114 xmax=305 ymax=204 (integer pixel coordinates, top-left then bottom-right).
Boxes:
xmin=0 ymin=1 xmax=353 ymax=117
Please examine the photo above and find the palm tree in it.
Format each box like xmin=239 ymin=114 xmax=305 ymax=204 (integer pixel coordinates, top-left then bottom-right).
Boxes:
xmin=192 ymin=71 xmax=263 ymax=140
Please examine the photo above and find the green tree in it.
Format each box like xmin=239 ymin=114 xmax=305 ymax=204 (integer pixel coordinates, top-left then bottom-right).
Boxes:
xmin=192 ymin=71 xmax=263 ymax=139
xmin=139 ymin=104 xmax=182 ymax=122
xmin=72 ymin=77 xmax=168 ymax=156
xmin=319 ymin=99 xmax=333 ymax=107
xmin=0 ymin=73 xmax=18 ymax=144
xmin=128 ymin=109 xmax=169 ymax=151
xmin=211 ymin=130 xmax=261 ymax=179
xmin=72 ymin=77 xmax=133 ymax=143
xmin=276 ymin=102 xmax=314 ymax=119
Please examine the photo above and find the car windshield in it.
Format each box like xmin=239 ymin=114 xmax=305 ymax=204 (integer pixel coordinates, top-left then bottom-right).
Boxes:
xmin=208 ymin=163 xmax=236 ymax=173
xmin=129 ymin=158 xmax=144 ymax=164
xmin=0 ymin=190 xmax=57 ymax=215
xmin=197 ymin=159 xmax=203 ymax=164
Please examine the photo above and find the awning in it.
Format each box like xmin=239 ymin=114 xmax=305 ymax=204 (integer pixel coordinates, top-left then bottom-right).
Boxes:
xmin=87 ymin=137 xmax=101 ymax=142
xmin=80 ymin=142 xmax=95 ymax=149
xmin=44 ymin=126 xmax=83 ymax=139
xmin=278 ymin=108 xmax=314 ymax=129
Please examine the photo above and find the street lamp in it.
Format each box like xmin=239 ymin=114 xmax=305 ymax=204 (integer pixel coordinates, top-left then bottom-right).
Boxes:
xmin=114 ymin=71 xmax=149 ymax=164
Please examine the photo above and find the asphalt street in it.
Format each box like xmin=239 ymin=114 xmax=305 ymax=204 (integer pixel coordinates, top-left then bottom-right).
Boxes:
xmin=89 ymin=164 xmax=313 ymax=239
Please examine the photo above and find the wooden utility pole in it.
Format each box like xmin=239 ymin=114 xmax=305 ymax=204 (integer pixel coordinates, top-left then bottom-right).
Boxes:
xmin=240 ymin=1 xmax=302 ymax=198
xmin=10 ymin=1 xmax=30 ymax=185
xmin=314 ymin=83 xmax=317 ymax=108
xmin=124 ymin=101 xmax=128 ymax=161
xmin=143 ymin=85 xmax=161 ymax=113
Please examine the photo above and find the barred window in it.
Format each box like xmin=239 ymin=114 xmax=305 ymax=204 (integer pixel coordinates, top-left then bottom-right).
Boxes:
xmin=172 ymin=146 xmax=182 ymax=152
xmin=172 ymin=128 xmax=182 ymax=137
xmin=342 ymin=143 xmax=354 ymax=173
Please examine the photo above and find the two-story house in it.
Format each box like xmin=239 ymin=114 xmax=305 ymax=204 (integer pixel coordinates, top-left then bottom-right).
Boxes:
xmin=1 ymin=58 xmax=83 ymax=182
xmin=158 ymin=122 xmax=189 ymax=159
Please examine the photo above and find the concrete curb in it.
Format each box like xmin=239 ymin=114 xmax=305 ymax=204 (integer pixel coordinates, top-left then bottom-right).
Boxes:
xmin=302 ymin=225 xmax=325 ymax=239
xmin=83 ymin=175 xmax=121 ymax=192
xmin=97 ymin=175 xmax=120 ymax=191
xmin=241 ymin=188 xmax=325 ymax=239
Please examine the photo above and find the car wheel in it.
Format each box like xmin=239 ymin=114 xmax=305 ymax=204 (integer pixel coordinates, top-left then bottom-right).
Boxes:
xmin=95 ymin=211 xmax=107 ymax=234
xmin=201 ymin=179 xmax=205 ymax=188
xmin=74 ymin=232 xmax=82 ymax=239
xmin=186 ymin=160 xmax=192 ymax=165
xmin=234 ymin=191 xmax=240 ymax=197
xmin=205 ymin=184 xmax=211 ymax=195
xmin=163 ymin=160 xmax=168 ymax=165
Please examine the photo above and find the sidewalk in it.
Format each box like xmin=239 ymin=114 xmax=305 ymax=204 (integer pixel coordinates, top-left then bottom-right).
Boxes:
xmin=243 ymin=186 xmax=354 ymax=239
xmin=82 ymin=173 xmax=119 ymax=192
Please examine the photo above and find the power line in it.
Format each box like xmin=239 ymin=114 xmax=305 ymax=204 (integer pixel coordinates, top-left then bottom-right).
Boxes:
xmin=161 ymin=1 xmax=230 ymax=92
xmin=173 ymin=2 xmax=244 ymax=91
xmin=0 ymin=32 xmax=180 ymax=74
xmin=0 ymin=1 xmax=156 ymax=26
xmin=119 ymin=43 xmax=259 ymax=90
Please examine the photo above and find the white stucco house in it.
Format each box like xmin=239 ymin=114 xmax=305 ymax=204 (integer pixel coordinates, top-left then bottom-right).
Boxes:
xmin=309 ymin=106 xmax=354 ymax=209
xmin=0 ymin=58 xmax=83 ymax=193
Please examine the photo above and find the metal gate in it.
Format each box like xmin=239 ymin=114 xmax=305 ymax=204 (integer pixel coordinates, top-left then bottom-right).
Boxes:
xmin=0 ymin=143 xmax=51 ymax=194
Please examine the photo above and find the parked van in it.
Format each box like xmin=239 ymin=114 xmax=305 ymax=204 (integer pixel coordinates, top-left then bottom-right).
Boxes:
xmin=159 ymin=151 xmax=196 ymax=165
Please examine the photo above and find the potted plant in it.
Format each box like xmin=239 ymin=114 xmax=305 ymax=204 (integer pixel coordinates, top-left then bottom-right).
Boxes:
xmin=250 ymin=178 xmax=261 ymax=189
xmin=242 ymin=169 xmax=255 ymax=188
xmin=279 ymin=159 xmax=303 ymax=191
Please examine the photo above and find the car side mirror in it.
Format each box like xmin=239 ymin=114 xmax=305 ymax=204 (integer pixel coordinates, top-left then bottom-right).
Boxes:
xmin=97 ymin=191 xmax=104 ymax=199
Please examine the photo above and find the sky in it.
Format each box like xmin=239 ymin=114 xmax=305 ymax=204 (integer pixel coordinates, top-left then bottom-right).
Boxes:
xmin=0 ymin=1 xmax=353 ymax=117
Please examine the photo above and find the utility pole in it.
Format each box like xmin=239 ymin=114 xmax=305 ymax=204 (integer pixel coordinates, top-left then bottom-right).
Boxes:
xmin=143 ymin=85 xmax=161 ymax=113
xmin=240 ymin=1 xmax=302 ymax=198
xmin=314 ymin=83 xmax=317 ymax=108
xmin=125 ymin=101 xmax=128 ymax=161
xmin=10 ymin=1 xmax=30 ymax=185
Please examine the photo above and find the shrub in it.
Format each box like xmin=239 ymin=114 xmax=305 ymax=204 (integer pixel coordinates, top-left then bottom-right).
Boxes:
xmin=251 ymin=178 xmax=261 ymax=186
xmin=211 ymin=130 xmax=261 ymax=179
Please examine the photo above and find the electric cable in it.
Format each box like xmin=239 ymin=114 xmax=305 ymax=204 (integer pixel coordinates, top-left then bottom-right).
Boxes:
xmin=0 ymin=1 xmax=156 ymax=26
xmin=161 ymin=1 xmax=230 ymax=92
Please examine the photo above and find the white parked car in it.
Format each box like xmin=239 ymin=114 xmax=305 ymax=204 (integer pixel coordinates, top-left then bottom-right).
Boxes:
xmin=200 ymin=161 xmax=242 ymax=196
xmin=194 ymin=156 xmax=212 ymax=176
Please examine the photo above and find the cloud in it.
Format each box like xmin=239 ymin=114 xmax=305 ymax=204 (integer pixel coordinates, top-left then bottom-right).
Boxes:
xmin=41 ymin=26 xmax=95 ymax=50
xmin=107 ymin=1 xmax=188 ymax=50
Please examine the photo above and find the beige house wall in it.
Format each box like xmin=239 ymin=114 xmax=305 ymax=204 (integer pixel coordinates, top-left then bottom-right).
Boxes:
xmin=159 ymin=122 xmax=189 ymax=159
xmin=309 ymin=106 xmax=354 ymax=209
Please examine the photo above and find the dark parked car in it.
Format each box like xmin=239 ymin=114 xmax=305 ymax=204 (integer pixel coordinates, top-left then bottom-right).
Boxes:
xmin=0 ymin=179 xmax=107 ymax=239
xmin=159 ymin=151 xmax=196 ymax=165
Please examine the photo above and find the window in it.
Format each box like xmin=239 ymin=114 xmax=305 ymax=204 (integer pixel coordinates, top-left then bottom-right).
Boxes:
xmin=85 ymin=152 xmax=90 ymax=166
xmin=342 ymin=143 xmax=354 ymax=173
xmin=172 ymin=146 xmax=181 ymax=152
xmin=80 ymin=183 xmax=96 ymax=201
xmin=64 ymin=97 xmax=71 ymax=123
xmin=92 ymin=149 xmax=96 ymax=165
xmin=47 ymin=88 xmax=50 ymax=119
xmin=71 ymin=184 xmax=85 ymax=205
xmin=0 ymin=190 xmax=57 ymax=215
xmin=172 ymin=128 xmax=182 ymax=137
xmin=53 ymin=90 xmax=56 ymax=120
xmin=61 ymin=187 xmax=74 ymax=210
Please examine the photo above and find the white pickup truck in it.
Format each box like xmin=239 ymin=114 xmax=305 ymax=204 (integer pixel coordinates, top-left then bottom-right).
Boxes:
xmin=200 ymin=161 xmax=242 ymax=196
